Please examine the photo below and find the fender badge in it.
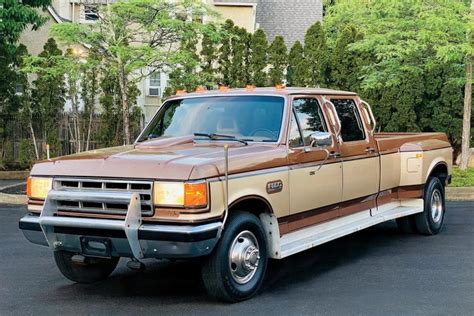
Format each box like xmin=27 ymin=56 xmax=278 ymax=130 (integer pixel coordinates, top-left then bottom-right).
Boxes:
xmin=266 ymin=180 xmax=283 ymax=194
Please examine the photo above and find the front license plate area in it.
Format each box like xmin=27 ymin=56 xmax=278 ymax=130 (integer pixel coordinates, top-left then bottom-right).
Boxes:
xmin=80 ymin=237 xmax=112 ymax=258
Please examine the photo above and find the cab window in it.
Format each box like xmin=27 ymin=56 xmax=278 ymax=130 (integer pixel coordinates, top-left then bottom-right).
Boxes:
xmin=331 ymin=99 xmax=365 ymax=142
xmin=291 ymin=98 xmax=327 ymax=147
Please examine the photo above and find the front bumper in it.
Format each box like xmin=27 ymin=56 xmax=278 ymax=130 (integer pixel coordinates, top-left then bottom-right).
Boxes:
xmin=19 ymin=190 xmax=222 ymax=259
xmin=19 ymin=214 xmax=221 ymax=258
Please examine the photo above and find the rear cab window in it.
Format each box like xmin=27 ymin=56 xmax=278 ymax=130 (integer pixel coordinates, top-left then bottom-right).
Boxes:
xmin=331 ymin=99 xmax=365 ymax=142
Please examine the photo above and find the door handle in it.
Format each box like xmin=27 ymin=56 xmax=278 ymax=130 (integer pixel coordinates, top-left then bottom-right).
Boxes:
xmin=329 ymin=151 xmax=341 ymax=158
xmin=365 ymin=147 xmax=377 ymax=154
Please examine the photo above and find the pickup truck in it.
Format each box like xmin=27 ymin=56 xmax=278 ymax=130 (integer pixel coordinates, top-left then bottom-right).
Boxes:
xmin=20 ymin=87 xmax=452 ymax=302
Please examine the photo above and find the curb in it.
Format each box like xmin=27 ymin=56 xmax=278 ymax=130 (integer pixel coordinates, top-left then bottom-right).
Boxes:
xmin=0 ymin=193 xmax=28 ymax=205
xmin=446 ymin=187 xmax=474 ymax=201
xmin=0 ymin=171 xmax=30 ymax=180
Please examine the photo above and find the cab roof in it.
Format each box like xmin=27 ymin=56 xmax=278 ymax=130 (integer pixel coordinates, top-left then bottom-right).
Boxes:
xmin=167 ymin=87 xmax=357 ymax=99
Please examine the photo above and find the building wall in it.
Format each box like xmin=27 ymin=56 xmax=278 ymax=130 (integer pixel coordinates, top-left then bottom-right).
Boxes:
xmin=211 ymin=0 xmax=323 ymax=46
xmin=19 ymin=10 xmax=57 ymax=56
xmin=210 ymin=2 xmax=257 ymax=32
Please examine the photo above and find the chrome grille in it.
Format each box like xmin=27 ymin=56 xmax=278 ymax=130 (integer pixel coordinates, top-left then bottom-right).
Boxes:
xmin=53 ymin=178 xmax=153 ymax=216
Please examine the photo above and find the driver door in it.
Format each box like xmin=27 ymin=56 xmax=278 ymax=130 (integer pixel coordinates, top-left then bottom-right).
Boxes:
xmin=285 ymin=96 xmax=343 ymax=233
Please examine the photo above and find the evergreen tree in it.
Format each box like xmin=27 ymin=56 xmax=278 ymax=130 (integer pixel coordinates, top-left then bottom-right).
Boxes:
xmin=201 ymin=24 xmax=219 ymax=88
xmin=242 ymin=30 xmax=252 ymax=85
xmin=287 ymin=40 xmax=305 ymax=87
xmin=249 ymin=29 xmax=268 ymax=86
xmin=303 ymin=22 xmax=329 ymax=87
xmin=217 ymin=20 xmax=235 ymax=86
xmin=329 ymin=25 xmax=364 ymax=91
xmin=268 ymin=35 xmax=288 ymax=86
xmin=229 ymin=27 xmax=248 ymax=87
xmin=166 ymin=35 xmax=201 ymax=94
xmin=31 ymin=38 xmax=66 ymax=157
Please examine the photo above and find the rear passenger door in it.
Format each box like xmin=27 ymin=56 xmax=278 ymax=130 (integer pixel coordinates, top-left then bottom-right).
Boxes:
xmin=327 ymin=97 xmax=380 ymax=217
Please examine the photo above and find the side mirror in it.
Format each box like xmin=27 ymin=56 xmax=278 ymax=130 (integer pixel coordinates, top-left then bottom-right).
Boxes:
xmin=309 ymin=132 xmax=333 ymax=148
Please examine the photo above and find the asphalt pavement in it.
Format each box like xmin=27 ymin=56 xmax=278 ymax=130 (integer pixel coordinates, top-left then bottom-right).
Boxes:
xmin=1 ymin=202 xmax=473 ymax=315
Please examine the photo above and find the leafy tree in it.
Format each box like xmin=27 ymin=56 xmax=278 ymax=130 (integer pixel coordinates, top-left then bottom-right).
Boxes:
xmin=324 ymin=0 xmax=471 ymax=159
xmin=0 ymin=0 xmax=51 ymax=55
xmin=51 ymin=0 xmax=214 ymax=144
xmin=303 ymin=21 xmax=329 ymax=87
xmin=268 ymin=35 xmax=288 ymax=86
xmin=287 ymin=40 xmax=305 ymax=87
xmin=81 ymin=50 xmax=101 ymax=151
xmin=249 ymin=28 xmax=268 ymax=86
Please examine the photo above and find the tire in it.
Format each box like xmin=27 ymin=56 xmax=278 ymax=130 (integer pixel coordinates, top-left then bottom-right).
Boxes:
xmin=414 ymin=177 xmax=446 ymax=235
xmin=54 ymin=251 xmax=119 ymax=284
xmin=396 ymin=216 xmax=418 ymax=234
xmin=201 ymin=211 xmax=268 ymax=302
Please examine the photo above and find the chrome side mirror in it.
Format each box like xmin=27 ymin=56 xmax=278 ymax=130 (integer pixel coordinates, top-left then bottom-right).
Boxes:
xmin=309 ymin=131 xmax=333 ymax=148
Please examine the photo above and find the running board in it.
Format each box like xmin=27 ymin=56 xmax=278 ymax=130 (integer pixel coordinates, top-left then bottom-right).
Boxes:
xmin=278 ymin=199 xmax=424 ymax=259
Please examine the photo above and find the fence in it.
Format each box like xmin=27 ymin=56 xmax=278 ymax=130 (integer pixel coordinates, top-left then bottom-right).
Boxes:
xmin=0 ymin=113 xmax=143 ymax=168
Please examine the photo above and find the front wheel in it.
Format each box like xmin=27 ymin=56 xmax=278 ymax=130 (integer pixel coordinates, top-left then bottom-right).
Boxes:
xmin=201 ymin=211 xmax=268 ymax=302
xmin=54 ymin=250 xmax=119 ymax=284
xmin=414 ymin=177 xmax=446 ymax=235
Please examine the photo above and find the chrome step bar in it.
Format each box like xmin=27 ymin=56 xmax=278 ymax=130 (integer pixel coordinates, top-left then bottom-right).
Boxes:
xmin=40 ymin=190 xmax=145 ymax=259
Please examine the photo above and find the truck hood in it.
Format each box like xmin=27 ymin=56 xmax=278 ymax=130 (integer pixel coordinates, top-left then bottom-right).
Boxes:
xmin=30 ymin=136 xmax=288 ymax=180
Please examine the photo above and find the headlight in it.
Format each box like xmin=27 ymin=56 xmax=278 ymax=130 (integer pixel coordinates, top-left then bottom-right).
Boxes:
xmin=27 ymin=177 xmax=52 ymax=200
xmin=153 ymin=181 xmax=208 ymax=208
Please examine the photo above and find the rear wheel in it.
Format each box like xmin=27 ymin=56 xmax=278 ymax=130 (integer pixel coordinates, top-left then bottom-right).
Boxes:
xmin=54 ymin=250 xmax=119 ymax=284
xmin=201 ymin=211 xmax=268 ymax=302
xmin=414 ymin=177 xmax=446 ymax=235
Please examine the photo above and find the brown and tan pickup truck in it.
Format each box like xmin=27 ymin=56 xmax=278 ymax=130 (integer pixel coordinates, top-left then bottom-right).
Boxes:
xmin=20 ymin=87 xmax=452 ymax=302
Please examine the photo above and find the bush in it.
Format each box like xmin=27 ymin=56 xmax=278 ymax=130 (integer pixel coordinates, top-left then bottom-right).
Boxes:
xmin=450 ymin=167 xmax=474 ymax=187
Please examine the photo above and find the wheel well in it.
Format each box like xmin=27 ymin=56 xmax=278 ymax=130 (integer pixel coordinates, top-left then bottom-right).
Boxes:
xmin=228 ymin=196 xmax=273 ymax=217
xmin=429 ymin=163 xmax=448 ymax=185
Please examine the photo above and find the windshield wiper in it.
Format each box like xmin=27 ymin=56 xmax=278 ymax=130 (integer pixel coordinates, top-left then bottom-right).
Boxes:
xmin=194 ymin=133 xmax=249 ymax=145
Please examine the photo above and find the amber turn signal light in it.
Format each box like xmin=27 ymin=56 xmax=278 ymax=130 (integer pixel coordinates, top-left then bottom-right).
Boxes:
xmin=27 ymin=177 xmax=52 ymax=200
xmin=184 ymin=182 xmax=208 ymax=208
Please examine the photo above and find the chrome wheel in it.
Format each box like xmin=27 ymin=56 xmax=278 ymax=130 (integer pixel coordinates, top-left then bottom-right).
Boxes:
xmin=228 ymin=230 xmax=260 ymax=284
xmin=431 ymin=189 xmax=443 ymax=223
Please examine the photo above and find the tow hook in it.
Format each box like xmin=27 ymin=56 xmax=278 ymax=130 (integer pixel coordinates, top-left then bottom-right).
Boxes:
xmin=127 ymin=258 xmax=146 ymax=271
xmin=71 ymin=254 xmax=87 ymax=266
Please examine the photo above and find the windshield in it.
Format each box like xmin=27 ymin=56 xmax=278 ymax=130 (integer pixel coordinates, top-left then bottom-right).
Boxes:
xmin=138 ymin=96 xmax=285 ymax=142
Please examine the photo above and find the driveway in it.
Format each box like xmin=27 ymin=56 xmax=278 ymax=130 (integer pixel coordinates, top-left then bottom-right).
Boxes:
xmin=1 ymin=202 xmax=473 ymax=315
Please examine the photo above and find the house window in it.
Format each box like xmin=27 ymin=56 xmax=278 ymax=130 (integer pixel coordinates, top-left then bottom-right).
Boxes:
xmin=148 ymin=72 xmax=161 ymax=97
xmin=81 ymin=6 xmax=99 ymax=23
xmin=15 ymin=83 xmax=24 ymax=95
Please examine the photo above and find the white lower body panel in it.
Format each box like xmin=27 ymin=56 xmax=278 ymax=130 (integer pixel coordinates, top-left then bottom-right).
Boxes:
xmin=276 ymin=199 xmax=423 ymax=259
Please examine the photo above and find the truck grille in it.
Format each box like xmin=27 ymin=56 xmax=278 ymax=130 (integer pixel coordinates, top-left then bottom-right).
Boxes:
xmin=53 ymin=178 xmax=153 ymax=216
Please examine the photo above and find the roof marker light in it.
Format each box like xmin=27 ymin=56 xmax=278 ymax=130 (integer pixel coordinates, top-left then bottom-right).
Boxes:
xmin=176 ymin=89 xmax=186 ymax=96
xmin=275 ymin=84 xmax=285 ymax=90
xmin=246 ymin=84 xmax=256 ymax=91
xmin=195 ymin=86 xmax=206 ymax=93
xmin=219 ymin=85 xmax=229 ymax=92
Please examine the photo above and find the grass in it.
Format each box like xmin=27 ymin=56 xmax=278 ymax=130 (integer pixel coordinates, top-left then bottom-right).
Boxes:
xmin=450 ymin=167 xmax=474 ymax=187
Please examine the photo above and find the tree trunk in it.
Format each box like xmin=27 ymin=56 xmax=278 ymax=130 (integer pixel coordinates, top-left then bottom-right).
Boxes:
xmin=460 ymin=59 xmax=472 ymax=170
xmin=85 ymin=71 xmax=96 ymax=151
xmin=118 ymin=63 xmax=131 ymax=145
xmin=29 ymin=121 xmax=39 ymax=160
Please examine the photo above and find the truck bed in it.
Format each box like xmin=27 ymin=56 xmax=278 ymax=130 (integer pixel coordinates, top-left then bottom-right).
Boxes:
xmin=375 ymin=132 xmax=450 ymax=153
